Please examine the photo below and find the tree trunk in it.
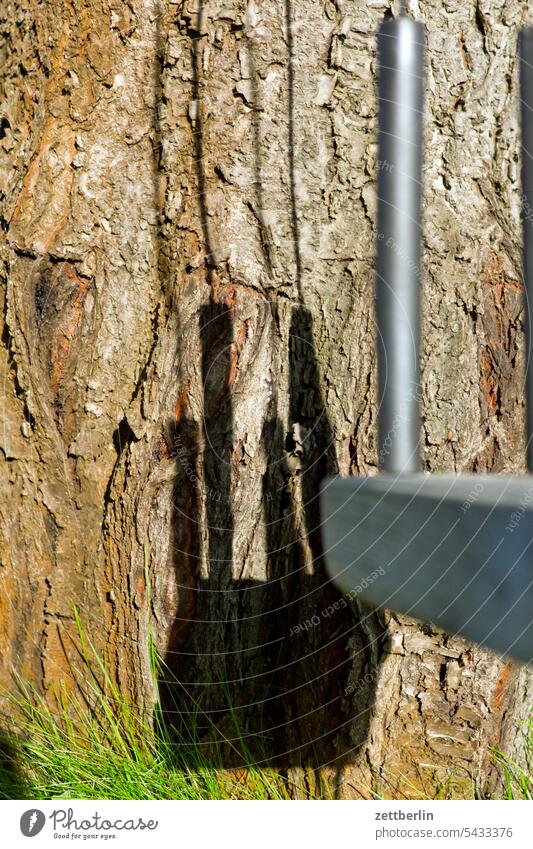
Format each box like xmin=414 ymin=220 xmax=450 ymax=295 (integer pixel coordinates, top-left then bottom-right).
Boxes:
xmin=1 ymin=0 xmax=531 ymax=798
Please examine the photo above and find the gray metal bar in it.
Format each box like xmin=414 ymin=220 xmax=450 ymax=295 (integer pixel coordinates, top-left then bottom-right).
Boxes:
xmin=520 ymin=28 xmax=533 ymax=472
xmin=376 ymin=16 xmax=425 ymax=472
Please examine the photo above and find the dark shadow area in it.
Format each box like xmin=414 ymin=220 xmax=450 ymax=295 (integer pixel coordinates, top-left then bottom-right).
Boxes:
xmin=161 ymin=297 xmax=376 ymax=774
xmin=258 ymin=303 xmax=375 ymax=770
xmin=0 ymin=730 xmax=31 ymax=799
xmin=157 ymin=0 xmax=381 ymax=784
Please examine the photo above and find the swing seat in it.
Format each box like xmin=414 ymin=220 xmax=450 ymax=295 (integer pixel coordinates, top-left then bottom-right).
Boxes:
xmin=320 ymin=474 xmax=533 ymax=664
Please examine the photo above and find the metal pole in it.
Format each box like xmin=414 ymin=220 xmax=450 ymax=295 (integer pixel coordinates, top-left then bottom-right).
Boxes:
xmin=520 ymin=28 xmax=533 ymax=472
xmin=376 ymin=13 xmax=425 ymax=472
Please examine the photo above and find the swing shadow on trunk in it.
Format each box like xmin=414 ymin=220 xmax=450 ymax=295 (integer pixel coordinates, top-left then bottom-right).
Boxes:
xmin=157 ymin=1 xmax=383 ymax=786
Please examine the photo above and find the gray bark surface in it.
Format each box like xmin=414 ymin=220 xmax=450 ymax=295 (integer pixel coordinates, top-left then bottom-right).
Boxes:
xmin=1 ymin=0 xmax=532 ymax=797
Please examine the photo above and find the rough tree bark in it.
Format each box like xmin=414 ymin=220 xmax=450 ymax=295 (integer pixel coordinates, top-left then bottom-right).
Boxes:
xmin=1 ymin=0 xmax=532 ymax=798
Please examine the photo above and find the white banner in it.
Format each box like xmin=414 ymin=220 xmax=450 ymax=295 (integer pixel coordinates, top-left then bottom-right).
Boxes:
xmin=1 ymin=799 xmax=530 ymax=848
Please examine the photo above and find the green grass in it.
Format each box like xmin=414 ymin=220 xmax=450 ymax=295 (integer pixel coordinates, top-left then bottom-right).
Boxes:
xmin=0 ymin=688 xmax=291 ymax=800
xmin=0 ymin=588 xmax=530 ymax=800
xmin=0 ymin=603 xmax=296 ymax=800
xmin=491 ymin=715 xmax=533 ymax=800
xmin=0 ymin=657 xmax=294 ymax=800
xmin=2 ymin=660 xmax=530 ymax=801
